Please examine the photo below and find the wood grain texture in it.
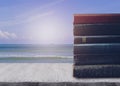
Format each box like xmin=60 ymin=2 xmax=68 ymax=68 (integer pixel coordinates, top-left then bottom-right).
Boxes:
xmin=0 ymin=82 xmax=119 ymax=86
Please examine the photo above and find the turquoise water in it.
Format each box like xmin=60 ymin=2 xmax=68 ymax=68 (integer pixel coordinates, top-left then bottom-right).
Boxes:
xmin=0 ymin=44 xmax=73 ymax=63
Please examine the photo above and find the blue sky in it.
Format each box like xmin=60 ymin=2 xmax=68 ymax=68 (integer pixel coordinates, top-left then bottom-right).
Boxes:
xmin=0 ymin=0 xmax=120 ymax=44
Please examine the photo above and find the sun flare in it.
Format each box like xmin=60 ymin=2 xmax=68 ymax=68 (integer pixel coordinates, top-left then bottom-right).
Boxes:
xmin=27 ymin=17 xmax=62 ymax=44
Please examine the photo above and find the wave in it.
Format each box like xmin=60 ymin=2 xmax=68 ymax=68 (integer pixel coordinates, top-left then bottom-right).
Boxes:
xmin=0 ymin=54 xmax=73 ymax=58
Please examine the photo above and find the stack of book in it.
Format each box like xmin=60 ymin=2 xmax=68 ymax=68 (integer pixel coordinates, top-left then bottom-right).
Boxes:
xmin=73 ymin=14 xmax=120 ymax=78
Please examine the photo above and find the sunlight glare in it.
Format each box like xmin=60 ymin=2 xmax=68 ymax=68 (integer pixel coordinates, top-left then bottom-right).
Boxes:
xmin=27 ymin=17 xmax=62 ymax=44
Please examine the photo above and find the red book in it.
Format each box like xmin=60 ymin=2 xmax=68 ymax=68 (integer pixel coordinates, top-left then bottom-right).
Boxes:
xmin=74 ymin=14 xmax=120 ymax=24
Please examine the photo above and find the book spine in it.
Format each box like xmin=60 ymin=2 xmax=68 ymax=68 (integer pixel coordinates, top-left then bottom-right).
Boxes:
xmin=74 ymin=54 xmax=120 ymax=65
xmin=74 ymin=44 xmax=120 ymax=54
xmin=74 ymin=15 xmax=120 ymax=24
xmin=74 ymin=24 xmax=120 ymax=36
xmin=73 ymin=65 xmax=120 ymax=78
xmin=74 ymin=36 xmax=120 ymax=44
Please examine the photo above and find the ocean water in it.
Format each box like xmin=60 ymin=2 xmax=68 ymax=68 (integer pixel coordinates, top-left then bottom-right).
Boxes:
xmin=0 ymin=44 xmax=73 ymax=63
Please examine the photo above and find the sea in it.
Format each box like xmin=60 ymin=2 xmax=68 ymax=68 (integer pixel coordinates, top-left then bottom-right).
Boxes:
xmin=0 ymin=44 xmax=73 ymax=63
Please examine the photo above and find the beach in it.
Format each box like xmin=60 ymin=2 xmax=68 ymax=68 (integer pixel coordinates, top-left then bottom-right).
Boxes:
xmin=0 ymin=63 xmax=120 ymax=82
xmin=0 ymin=44 xmax=120 ymax=83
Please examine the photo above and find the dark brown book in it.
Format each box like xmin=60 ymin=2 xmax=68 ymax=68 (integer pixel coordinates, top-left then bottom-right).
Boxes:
xmin=74 ymin=24 xmax=120 ymax=36
xmin=74 ymin=54 xmax=120 ymax=65
xmin=74 ymin=36 xmax=120 ymax=44
xmin=73 ymin=65 xmax=120 ymax=78
xmin=74 ymin=44 xmax=120 ymax=54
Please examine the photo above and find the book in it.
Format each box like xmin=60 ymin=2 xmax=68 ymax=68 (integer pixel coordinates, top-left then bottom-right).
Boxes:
xmin=73 ymin=65 xmax=120 ymax=78
xmin=74 ymin=44 xmax=120 ymax=54
xmin=74 ymin=36 xmax=120 ymax=44
xmin=74 ymin=54 xmax=120 ymax=65
xmin=74 ymin=24 xmax=120 ymax=36
xmin=74 ymin=14 xmax=120 ymax=24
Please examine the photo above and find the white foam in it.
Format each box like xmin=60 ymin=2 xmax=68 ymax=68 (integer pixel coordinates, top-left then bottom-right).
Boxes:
xmin=0 ymin=54 xmax=73 ymax=58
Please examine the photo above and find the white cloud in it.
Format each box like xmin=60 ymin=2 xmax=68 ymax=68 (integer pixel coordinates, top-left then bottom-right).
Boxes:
xmin=0 ymin=30 xmax=17 ymax=39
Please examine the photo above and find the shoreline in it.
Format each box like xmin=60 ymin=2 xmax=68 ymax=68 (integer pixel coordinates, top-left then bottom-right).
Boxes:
xmin=0 ymin=58 xmax=73 ymax=63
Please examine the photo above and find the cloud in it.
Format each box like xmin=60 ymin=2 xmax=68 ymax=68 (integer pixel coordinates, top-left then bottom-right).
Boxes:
xmin=0 ymin=30 xmax=17 ymax=39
